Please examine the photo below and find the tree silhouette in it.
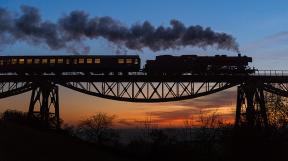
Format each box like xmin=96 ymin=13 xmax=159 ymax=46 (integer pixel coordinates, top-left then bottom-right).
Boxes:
xmin=77 ymin=112 xmax=118 ymax=144
xmin=266 ymin=93 xmax=288 ymax=128
xmin=1 ymin=110 xmax=27 ymax=124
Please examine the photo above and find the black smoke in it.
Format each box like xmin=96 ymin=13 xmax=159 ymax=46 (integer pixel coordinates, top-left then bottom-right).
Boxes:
xmin=0 ymin=5 xmax=239 ymax=53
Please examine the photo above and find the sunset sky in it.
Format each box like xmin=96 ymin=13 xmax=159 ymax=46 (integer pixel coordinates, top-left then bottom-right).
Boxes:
xmin=1 ymin=0 xmax=288 ymax=127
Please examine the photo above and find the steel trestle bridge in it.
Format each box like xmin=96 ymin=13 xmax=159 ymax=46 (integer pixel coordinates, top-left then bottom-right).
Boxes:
xmin=1 ymin=70 xmax=288 ymax=128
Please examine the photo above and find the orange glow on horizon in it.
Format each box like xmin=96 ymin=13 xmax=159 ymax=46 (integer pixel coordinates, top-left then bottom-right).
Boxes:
xmin=0 ymin=87 xmax=237 ymax=128
xmin=61 ymin=103 xmax=236 ymax=128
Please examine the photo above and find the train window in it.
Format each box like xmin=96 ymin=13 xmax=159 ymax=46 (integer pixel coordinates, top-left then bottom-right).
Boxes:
xmin=50 ymin=59 xmax=56 ymax=64
xmin=0 ymin=60 xmax=4 ymax=65
xmin=12 ymin=59 xmax=17 ymax=64
xmin=134 ymin=59 xmax=139 ymax=64
xmin=66 ymin=59 xmax=70 ymax=64
xmin=57 ymin=58 xmax=63 ymax=64
xmin=73 ymin=58 xmax=78 ymax=64
xmin=42 ymin=59 xmax=48 ymax=64
xmin=87 ymin=58 xmax=93 ymax=64
xmin=34 ymin=59 xmax=40 ymax=64
xmin=126 ymin=59 xmax=132 ymax=64
xmin=118 ymin=58 xmax=124 ymax=64
xmin=79 ymin=58 xmax=84 ymax=64
xmin=6 ymin=59 xmax=11 ymax=65
xmin=19 ymin=59 xmax=25 ymax=64
xmin=207 ymin=65 xmax=212 ymax=70
xmin=27 ymin=59 xmax=33 ymax=64
xmin=95 ymin=58 xmax=101 ymax=64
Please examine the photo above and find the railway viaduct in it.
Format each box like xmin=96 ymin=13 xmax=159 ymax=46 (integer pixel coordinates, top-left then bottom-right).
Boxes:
xmin=0 ymin=70 xmax=287 ymax=128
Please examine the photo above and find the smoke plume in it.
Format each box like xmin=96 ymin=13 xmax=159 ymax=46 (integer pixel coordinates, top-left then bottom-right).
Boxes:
xmin=0 ymin=5 xmax=239 ymax=53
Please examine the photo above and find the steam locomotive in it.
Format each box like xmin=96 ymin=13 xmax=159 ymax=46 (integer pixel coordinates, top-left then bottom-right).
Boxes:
xmin=0 ymin=54 xmax=253 ymax=75
xmin=144 ymin=54 xmax=253 ymax=75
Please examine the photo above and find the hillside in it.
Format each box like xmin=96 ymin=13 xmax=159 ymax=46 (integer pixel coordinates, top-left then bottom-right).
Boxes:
xmin=0 ymin=122 xmax=127 ymax=161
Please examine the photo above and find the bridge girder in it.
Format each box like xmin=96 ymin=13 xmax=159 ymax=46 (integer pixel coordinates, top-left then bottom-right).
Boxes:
xmin=263 ymin=83 xmax=288 ymax=97
xmin=0 ymin=74 xmax=288 ymax=128
xmin=0 ymin=82 xmax=33 ymax=99
xmin=61 ymin=81 xmax=237 ymax=102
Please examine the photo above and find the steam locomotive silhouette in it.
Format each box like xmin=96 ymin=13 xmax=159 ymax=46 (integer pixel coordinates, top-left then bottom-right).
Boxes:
xmin=0 ymin=54 xmax=253 ymax=75
xmin=144 ymin=54 xmax=253 ymax=75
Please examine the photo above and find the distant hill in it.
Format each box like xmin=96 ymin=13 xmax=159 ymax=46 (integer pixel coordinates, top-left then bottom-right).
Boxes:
xmin=0 ymin=122 xmax=127 ymax=161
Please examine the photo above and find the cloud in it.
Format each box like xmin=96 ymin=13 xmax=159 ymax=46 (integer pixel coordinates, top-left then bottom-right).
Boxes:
xmin=244 ymin=31 xmax=288 ymax=52
xmin=149 ymin=108 xmax=198 ymax=121
xmin=148 ymin=106 xmax=235 ymax=122
xmin=115 ymin=89 xmax=238 ymax=127
xmin=140 ymin=88 xmax=237 ymax=126
xmin=174 ymin=88 xmax=237 ymax=109
xmin=117 ymin=118 xmax=135 ymax=126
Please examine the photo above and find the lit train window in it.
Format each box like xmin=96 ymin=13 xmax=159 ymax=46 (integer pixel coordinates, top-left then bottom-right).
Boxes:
xmin=66 ymin=59 xmax=70 ymax=64
xmin=6 ymin=59 xmax=11 ymax=64
xmin=95 ymin=58 xmax=101 ymax=64
xmin=118 ymin=59 xmax=124 ymax=64
xmin=42 ymin=59 xmax=48 ymax=64
xmin=34 ymin=59 xmax=40 ymax=64
xmin=27 ymin=59 xmax=33 ymax=64
xmin=19 ymin=59 xmax=25 ymax=64
xmin=73 ymin=58 xmax=77 ymax=64
xmin=134 ymin=59 xmax=139 ymax=64
xmin=87 ymin=58 xmax=92 ymax=64
xmin=126 ymin=59 xmax=132 ymax=64
xmin=0 ymin=60 xmax=3 ymax=65
xmin=57 ymin=58 xmax=63 ymax=64
xmin=79 ymin=58 xmax=84 ymax=64
xmin=50 ymin=59 xmax=56 ymax=64
xmin=12 ymin=59 xmax=17 ymax=64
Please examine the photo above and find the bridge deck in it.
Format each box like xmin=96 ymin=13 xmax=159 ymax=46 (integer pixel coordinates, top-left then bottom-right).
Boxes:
xmin=0 ymin=72 xmax=288 ymax=83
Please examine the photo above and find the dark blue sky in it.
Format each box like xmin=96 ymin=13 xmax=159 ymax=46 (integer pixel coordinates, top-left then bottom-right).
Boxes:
xmin=1 ymin=0 xmax=288 ymax=69
xmin=1 ymin=0 xmax=288 ymax=126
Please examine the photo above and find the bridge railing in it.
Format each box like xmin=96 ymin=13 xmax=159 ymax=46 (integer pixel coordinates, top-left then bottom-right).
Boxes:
xmin=252 ymin=70 xmax=288 ymax=76
xmin=1 ymin=70 xmax=288 ymax=77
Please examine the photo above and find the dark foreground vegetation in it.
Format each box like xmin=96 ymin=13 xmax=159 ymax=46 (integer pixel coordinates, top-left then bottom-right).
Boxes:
xmin=1 ymin=109 xmax=288 ymax=161
xmin=0 ymin=110 xmax=128 ymax=161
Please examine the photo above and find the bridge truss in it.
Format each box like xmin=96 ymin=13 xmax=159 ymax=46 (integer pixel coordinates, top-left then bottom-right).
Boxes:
xmin=62 ymin=81 xmax=236 ymax=102
xmin=0 ymin=73 xmax=287 ymax=128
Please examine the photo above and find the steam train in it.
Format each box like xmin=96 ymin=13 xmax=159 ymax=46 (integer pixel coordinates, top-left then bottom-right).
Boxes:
xmin=0 ymin=54 xmax=253 ymax=75
xmin=144 ymin=54 xmax=253 ymax=75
